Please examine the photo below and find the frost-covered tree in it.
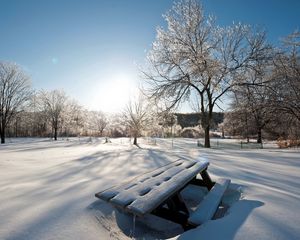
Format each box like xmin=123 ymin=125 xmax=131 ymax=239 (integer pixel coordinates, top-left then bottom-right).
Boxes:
xmin=62 ymin=100 xmax=83 ymax=137
xmin=123 ymin=96 xmax=149 ymax=145
xmin=39 ymin=89 xmax=67 ymax=140
xmin=27 ymin=93 xmax=49 ymax=137
xmin=143 ymin=0 xmax=270 ymax=147
xmin=91 ymin=111 xmax=108 ymax=137
xmin=230 ymin=86 xmax=273 ymax=143
xmin=107 ymin=113 xmax=127 ymax=138
xmin=270 ymin=31 xmax=300 ymax=122
xmin=157 ymin=109 xmax=176 ymax=137
xmin=231 ymin=54 xmax=276 ymax=143
xmin=0 ymin=62 xmax=32 ymax=143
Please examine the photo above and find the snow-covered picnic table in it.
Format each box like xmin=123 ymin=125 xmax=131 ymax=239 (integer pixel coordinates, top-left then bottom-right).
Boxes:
xmin=95 ymin=158 xmax=230 ymax=229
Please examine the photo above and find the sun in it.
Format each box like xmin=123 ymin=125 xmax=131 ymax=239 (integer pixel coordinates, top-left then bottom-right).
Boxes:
xmin=91 ymin=73 xmax=138 ymax=113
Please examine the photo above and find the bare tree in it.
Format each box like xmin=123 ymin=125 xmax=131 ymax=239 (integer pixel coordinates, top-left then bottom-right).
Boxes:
xmin=108 ymin=113 xmax=127 ymax=138
xmin=143 ymin=0 xmax=270 ymax=147
xmin=231 ymin=86 xmax=272 ymax=143
xmin=91 ymin=111 xmax=108 ymax=137
xmin=157 ymin=109 xmax=176 ymax=137
xmin=39 ymin=89 xmax=67 ymax=140
xmin=0 ymin=62 xmax=32 ymax=143
xmin=231 ymin=52 xmax=277 ymax=142
xmin=270 ymin=31 xmax=300 ymax=122
xmin=123 ymin=96 xmax=149 ymax=146
xmin=62 ymin=100 xmax=83 ymax=137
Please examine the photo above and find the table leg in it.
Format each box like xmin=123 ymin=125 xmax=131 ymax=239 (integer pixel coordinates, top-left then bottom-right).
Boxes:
xmin=151 ymin=192 xmax=190 ymax=229
xmin=200 ymin=169 xmax=214 ymax=190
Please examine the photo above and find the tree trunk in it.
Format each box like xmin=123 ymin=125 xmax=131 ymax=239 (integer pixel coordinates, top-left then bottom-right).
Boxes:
xmin=1 ymin=132 xmax=5 ymax=144
xmin=0 ymin=124 xmax=5 ymax=144
xmin=133 ymin=136 xmax=137 ymax=145
xmin=245 ymin=112 xmax=249 ymax=143
xmin=54 ymin=127 xmax=58 ymax=141
xmin=257 ymin=128 xmax=262 ymax=144
xmin=201 ymin=115 xmax=211 ymax=148
xmin=204 ymin=125 xmax=210 ymax=148
xmin=15 ymin=120 xmax=18 ymax=137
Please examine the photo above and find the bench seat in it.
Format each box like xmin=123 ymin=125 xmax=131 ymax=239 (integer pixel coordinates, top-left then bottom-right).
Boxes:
xmin=188 ymin=178 xmax=230 ymax=226
xmin=95 ymin=159 xmax=209 ymax=216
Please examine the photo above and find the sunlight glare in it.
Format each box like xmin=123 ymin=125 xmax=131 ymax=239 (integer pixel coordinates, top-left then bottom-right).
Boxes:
xmin=91 ymin=73 xmax=138 ymax=113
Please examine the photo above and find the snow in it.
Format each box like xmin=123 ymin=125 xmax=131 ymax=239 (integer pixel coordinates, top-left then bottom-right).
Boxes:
xmin=0 ymin=137 xmax=299 ymax=240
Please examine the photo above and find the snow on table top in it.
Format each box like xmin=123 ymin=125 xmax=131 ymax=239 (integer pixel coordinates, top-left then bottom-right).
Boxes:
xmin=95 ymin=159 xmax=209 ymax=216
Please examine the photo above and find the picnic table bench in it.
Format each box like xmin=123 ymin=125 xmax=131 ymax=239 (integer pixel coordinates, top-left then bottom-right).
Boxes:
xmin=95 ymin=158 xmax=230 ymax=230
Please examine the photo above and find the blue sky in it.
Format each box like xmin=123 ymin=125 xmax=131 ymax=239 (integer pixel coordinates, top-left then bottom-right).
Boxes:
xmin=1 ymin=0 xmax=299 ymax=112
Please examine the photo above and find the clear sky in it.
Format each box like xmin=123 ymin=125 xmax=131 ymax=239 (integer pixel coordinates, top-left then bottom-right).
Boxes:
xmin=1 ymin=0 xmax=299 ymax=112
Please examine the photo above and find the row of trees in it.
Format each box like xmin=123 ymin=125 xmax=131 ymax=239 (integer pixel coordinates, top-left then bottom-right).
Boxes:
xmin=0 ymin=64 xmax=165 ymax=145
xmin=1 ymin=52 xmax=298 ymax=146
xmin=0 ymin=63 xmax=219 ymax=146
xmin=0 ymin=62 xmax=94 ymax=143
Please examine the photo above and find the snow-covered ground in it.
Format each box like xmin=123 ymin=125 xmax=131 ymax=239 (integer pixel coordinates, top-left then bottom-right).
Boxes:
xmin=0 ymin=137 xmax=299 ymax=240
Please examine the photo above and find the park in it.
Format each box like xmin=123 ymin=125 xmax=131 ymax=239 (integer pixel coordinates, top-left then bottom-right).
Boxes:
xmin=0 ymin=0 xmax=299 ymax=239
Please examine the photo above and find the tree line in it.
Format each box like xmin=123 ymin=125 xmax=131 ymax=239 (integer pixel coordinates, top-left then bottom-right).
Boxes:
xmin=0 ymin=68 xmax=171 ymax=145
